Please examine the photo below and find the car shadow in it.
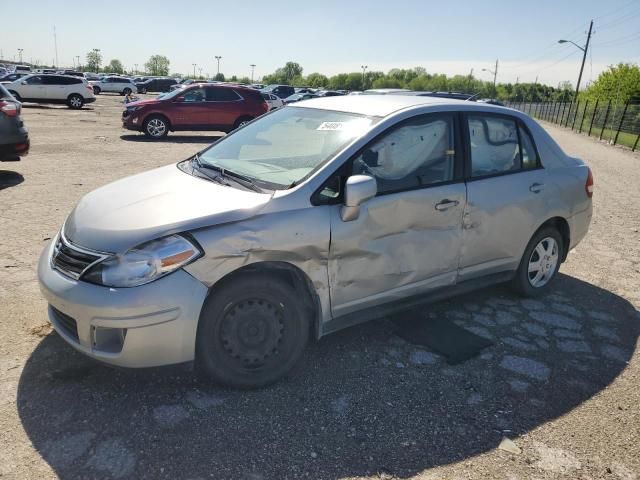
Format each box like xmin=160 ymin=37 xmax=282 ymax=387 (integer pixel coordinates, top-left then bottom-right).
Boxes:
xmin=17 ymin=274 xmax=639 ymax=479
xmin=0 ymin=170 xmax=24 ymax=190
xmin=119 ymin=133 xmax=224 ymax=144
xmin=21 ymin=104 xmax=95 ymax=111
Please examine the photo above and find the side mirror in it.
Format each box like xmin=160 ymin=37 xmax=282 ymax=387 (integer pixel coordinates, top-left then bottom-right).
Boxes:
xmin=341 ymin=175 xmax=377 ymax=222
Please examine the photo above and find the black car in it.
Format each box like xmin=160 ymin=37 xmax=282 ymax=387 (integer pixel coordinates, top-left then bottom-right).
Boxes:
xmin=0 ymin=85 xmax=29 ymax=161
xmin=0 ymin=73 xmax=27 ymax=83
xmin=262 ymin=84 xmax=295 ymax=99
xmin=135 ymin=77 xmax=178 ymax=93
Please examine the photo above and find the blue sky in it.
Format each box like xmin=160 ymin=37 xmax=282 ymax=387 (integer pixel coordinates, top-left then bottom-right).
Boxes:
xmin=2 ymin=0 xmax=639 ymax=87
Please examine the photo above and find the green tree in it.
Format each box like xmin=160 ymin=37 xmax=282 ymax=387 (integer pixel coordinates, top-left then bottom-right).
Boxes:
xmin=85 ymin=50 xmax=102 ymax=72
xmin=145 ymin=55 xmax=170 ymax=76
xmin=305 ymin=73 xmax=328 ymax=88
xmin=213 ymin=73 xmax=225 ymax=82
xmin=263 ymin=61 xmax=304 ymax=85
xmin=580 ymin=63 xmax=640 ymax=104
xmin=106 ymin=59 xmax=124 ymax=74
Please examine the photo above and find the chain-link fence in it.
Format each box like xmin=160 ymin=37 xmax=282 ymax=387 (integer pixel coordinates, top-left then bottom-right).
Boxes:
xmin=505 ymin=100 xmax=640 ymax=152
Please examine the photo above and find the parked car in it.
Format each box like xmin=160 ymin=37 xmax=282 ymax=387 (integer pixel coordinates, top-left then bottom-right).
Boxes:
xmin=261 ymin=92 xmax=285 ymax=110
xmin=122 ymin=84 xmax=269 ymax=138
xmin=316 ymin=90 xmax=344 ymax=97
xmin=0 ymin=73 xmax=27 ymax=83
xmin=283 ymin=92 xmax=318 ymax=104
xmin=294 ymin=87 xmax=315 ymax=94
xmin=6 ymin=74 xmax=95 ymax=109
xmin=58 ymin=70 xmax=86 ymax=78
xmin=135 ymin=77 xmax=178 ymax=93
xmin=478 ymin=98 xmax=505 ymax=106
xmin=13 ymin=65 xmax=31 ymax=74
xmin=83 ymin=72 xmax=101 ymax=81
xmin=38 ymin=95 xmax=593 ymax=388
xmin=261 ymin=84 xmax=295 ymax=99
xmin=90 ymin=76 xmax=138 ymax=95
xmin=363 ymin=88 xmax=411 ymax=95
xmin=0 ymin=84 xmax=29 ymax=160
xmin=399 ymin=91 xmax=476 ymax=101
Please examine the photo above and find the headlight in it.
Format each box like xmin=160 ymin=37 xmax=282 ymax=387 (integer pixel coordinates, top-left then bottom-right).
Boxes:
xmin=82 ymin=234 xmax=202 ymax=287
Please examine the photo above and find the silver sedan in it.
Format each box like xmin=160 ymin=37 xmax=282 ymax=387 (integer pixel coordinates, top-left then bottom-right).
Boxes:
xmin=38 ymin=95 xmax=593 ymax=387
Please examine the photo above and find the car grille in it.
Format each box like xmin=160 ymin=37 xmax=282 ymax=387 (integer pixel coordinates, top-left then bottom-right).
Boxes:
xmin=51 ymin=235 xmax=105 ymax=280
xmin=51 ymin=307 xmax=79 ymax=341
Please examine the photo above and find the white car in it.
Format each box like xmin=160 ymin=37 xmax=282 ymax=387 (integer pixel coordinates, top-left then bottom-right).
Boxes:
xmin=90 ymin=76 xmax=137 ymax=95
xmin=6 ymin=74 xmax=95 ymax=109
xmin=261 ymin=92 xmax=285 ymax=110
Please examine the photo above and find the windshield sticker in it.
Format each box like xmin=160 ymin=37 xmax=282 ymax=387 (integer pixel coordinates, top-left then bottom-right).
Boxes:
xmin=317 ymin=122 xmax=345 ymax=131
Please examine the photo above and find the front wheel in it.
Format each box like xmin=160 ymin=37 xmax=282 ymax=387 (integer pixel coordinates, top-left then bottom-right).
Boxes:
xmin=93 ymin=86 xmax=101 ymax=95
xmin=512 ymin=227 xmax=563 ymax=297
xmin=196 ymin=274 xmax=311 ymax=388
xmin=122 ymin=88 xmax=132 ymax=96
xmin=67 ymin=94 xmax=84 ymax=109
xmin=143 ymin=115 xmax=169 ymax=139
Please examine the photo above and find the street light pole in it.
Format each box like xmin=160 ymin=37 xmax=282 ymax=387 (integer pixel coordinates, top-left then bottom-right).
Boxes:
xmin=76 ymin=55 xmax=80 ymax=70
xmin=558 ymin=19 xmax=593 ymax=101
xmin=134 ymin=63 xmax=138 ymax=75
xmin=250 ymin=64 xmax=256 ymax=83
xmin=17 ymin=48 xmax=23 ymax=64
xmin=361 ymin=65 xmax=368 ymax=89
xmin=482 ymin=59 xmax=498 ymax=87
xmin=192 ymin=63 xmax=197 ymax=78
xmin=215 ymin=56 xmax=222 ymax=75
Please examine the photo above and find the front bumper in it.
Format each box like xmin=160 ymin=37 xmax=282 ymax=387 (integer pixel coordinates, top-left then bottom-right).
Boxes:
xmin=37 ymin=239 xmax=208 ymax=368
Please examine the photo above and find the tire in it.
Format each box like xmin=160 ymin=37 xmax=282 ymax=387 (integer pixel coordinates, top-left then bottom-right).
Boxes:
xmin=143 ymin=115 xmax=169 ymax=139
xmin=196 ymin=273 xmax=311 ymax=388
xmin=512 ymin=227 xmax=563 ymax=297
xmin=9 ymin=91 xmax=21 ymax=102
xmin=233 ymin=116 xmax=254 ymax=130
xmin=140 ymin=88 xmax=147 ymax=94
xmin=67 ymin=94 xmax=84 ymax=109
xmin=122 ymin=88 xmax=132 ymax=96
xmin=93 ymin=86 xmax=101 ymax=95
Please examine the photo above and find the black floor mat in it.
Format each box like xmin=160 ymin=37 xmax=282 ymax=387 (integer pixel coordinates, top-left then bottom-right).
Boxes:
xmin=393 ymin=313 xmax=494 ymax=365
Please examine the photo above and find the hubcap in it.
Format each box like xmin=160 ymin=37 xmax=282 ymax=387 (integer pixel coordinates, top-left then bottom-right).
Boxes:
xmin=527 ymin=237 xmax=559 ymax=288
xmin=147 ymin=119 xmax=166 ymax=137
xmin=70 ymin=97 xmax=82 ymax=107
xmin=220 ymin=298 xmax=284 ymax=368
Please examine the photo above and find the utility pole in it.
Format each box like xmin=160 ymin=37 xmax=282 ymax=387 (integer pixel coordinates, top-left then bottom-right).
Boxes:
xmin=558 ymin=19 xmax=593 ymax=101
xmin=482 ymin=59 xmax=499 ymax=87
xmin=250 ymin=64 xmax=256 ymax=82
xmin=53 ymin=25 xmax=59 ymax=68
xmin=17 ymin=48 xmax=23 ymax=64
xmin=361 ymin=65 xmax=368 ymax=89
xmin=215 ymin=56 xmax=222 ymax=75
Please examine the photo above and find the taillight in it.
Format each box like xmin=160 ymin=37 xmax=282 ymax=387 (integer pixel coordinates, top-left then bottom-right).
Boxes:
xmin=0 ymin=100 xmax=19 ymax=117
xmin=585 ymin=167 xmax=594 ymax=198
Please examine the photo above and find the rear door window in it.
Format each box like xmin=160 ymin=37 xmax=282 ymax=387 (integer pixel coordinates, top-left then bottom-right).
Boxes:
xmin=519 ymin=125 xmax=539 ymax=169
xmin=467 ymin=115 xmax=521 ymax=177
xmin=206 ymin=87 xmax=241 ymax=101
xmin=26 ymin=76 xmax=43 ymax=85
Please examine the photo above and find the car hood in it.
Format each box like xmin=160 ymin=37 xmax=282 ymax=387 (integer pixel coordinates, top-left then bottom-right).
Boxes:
xmin=64 ymin=164 xmax=272 ymax=253
xmin=126 ymin=98 xmax=161 ymax=108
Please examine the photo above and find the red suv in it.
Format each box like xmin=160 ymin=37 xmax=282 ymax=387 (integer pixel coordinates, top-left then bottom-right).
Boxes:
xmin=122 ymin=84 xmax=269 ymax=139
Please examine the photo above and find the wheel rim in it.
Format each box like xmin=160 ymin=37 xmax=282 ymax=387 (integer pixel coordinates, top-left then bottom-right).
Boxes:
xmin=238 ymin=119 xmax=250 ymax=127
xmin=527 ymin=237 xmax=559 ymax=288
xmin=70 ymin=96 xmax=82 ymax=107
xmin=124 ymin=89 xmax=131 ymax=95
xmin=219 ymin=298 xmax=284 ymax=369
xmin=147 ymin=119 xmax=166 ymax=137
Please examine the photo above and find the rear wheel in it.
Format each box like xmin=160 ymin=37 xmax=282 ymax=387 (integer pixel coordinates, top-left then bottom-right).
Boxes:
xmin=512 ymin=227 xmax=563 ymax=297
xmin=143 ymin=115 xmax=169 ymax=139
xmin=67 ymin=94 xmax=84 ymax=109
xmin=196 ymin=274 xmax=311 ymax=388
xmin=122 ymin=87 xmax=132 ymax=96
xmin=93 ymin=86 xmax=101 ymax=95
xmin=233 ymin=116 xmax=254 ymax=130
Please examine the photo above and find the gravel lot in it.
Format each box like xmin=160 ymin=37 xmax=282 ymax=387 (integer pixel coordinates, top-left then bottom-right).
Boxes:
xmin=1 ymin=95 xmax=639 ymax=480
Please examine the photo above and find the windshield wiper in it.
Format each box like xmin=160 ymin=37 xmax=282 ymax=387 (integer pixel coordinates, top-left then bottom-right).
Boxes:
xmin=193 ymin=156 xmax=264 ymax=193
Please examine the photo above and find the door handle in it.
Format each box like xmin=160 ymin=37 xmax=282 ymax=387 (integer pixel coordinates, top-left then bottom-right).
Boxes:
xmin=529 ymin=182 xmax=545 ymax=193
xmin=435 ymin=199 xmax=460 ymax=211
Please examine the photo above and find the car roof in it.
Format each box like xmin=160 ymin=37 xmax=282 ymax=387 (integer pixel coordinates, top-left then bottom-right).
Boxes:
xmin=291 ymin=94 xmax=494 ymax=117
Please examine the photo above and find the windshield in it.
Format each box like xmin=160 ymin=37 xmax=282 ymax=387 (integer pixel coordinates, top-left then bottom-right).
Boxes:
xmin=157 ymin=88 xmax=184 ymax=100
xmin=198 ymin=107 xmax=378 ymax=189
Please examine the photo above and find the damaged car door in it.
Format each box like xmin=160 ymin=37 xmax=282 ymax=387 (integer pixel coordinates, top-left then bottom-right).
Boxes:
xmin=327 ymin=113 xmax=466 ymax=318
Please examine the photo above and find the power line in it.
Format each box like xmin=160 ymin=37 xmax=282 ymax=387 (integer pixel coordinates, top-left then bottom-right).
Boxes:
xmin=593 ymin=32 xmax=640 ymax=48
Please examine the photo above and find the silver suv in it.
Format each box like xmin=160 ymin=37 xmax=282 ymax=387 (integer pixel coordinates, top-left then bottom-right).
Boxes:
xmin=38 ymin=95 xmax=593 ymax=388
